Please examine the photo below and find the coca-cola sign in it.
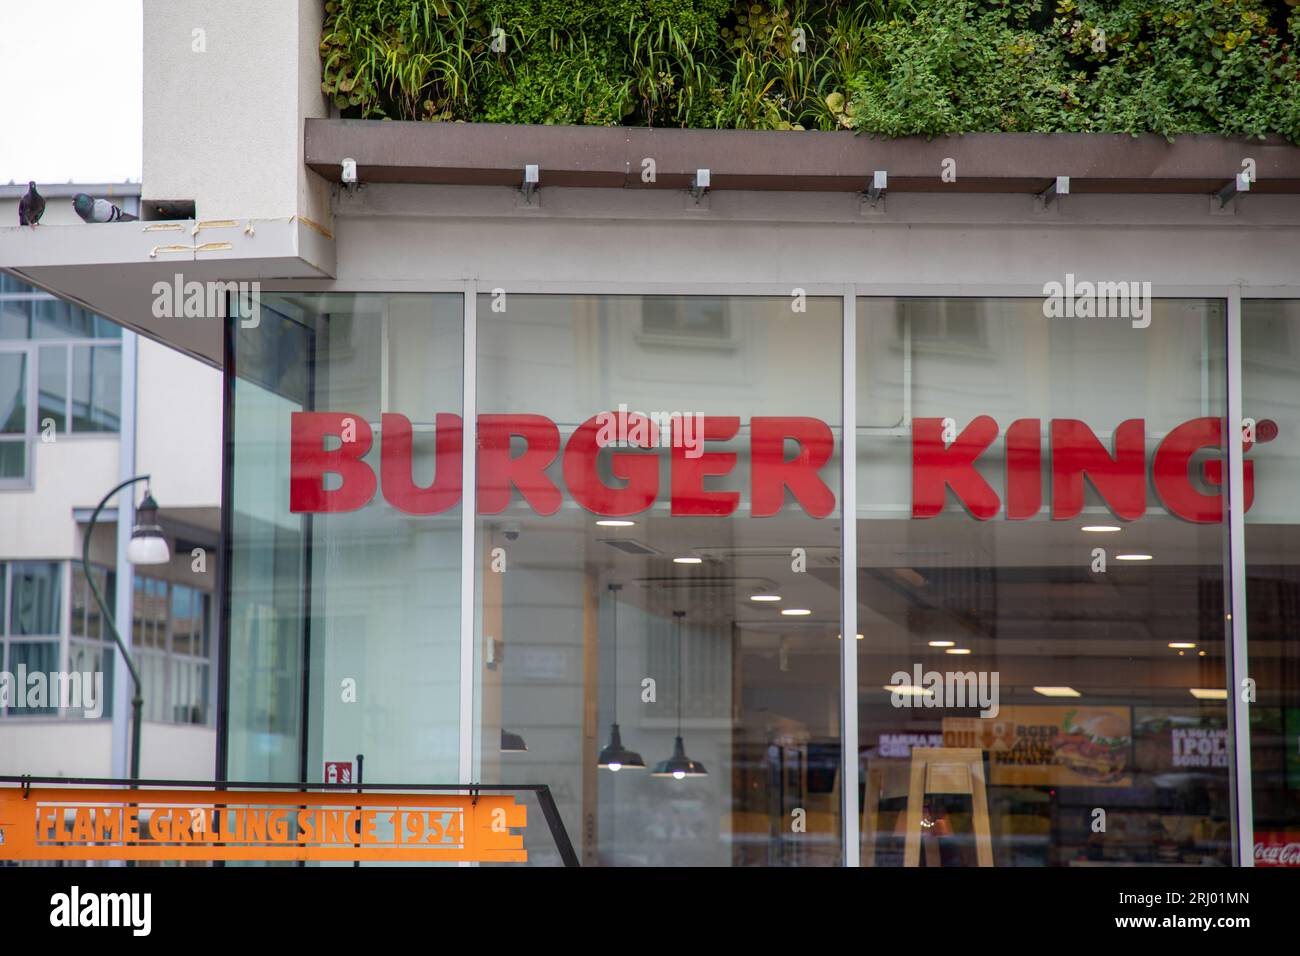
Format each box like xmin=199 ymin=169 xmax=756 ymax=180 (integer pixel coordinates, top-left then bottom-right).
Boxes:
xmin=1254 ymin=832 xmax=1300 ymax=867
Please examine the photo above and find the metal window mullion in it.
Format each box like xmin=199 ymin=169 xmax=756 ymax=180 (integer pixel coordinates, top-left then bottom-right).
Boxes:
xmin=840 ymin=289 xmax=860 ymax=867
xmin=458 ymin=282 xmax=478 ymax=795
xmin=1225 ymin=287 xmax=1254 ymax=866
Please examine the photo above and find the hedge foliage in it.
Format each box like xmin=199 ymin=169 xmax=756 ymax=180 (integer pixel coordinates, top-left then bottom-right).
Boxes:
xmin=320 ymin=0 xmax=1300 ymax=139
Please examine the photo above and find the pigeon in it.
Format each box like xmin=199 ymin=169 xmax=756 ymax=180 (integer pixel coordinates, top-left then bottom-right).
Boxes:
xmin=72 ymin=193 xmax=137 ymax=223
xmin=18 ymin=181 xmax=44 ymax=226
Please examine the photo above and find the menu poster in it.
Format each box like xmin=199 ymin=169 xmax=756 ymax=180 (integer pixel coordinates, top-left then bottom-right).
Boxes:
xmin=942 ymin=706 xmax=1132 ymax=788
xmin=1133 ymin=708 xmax=1229 ymax=774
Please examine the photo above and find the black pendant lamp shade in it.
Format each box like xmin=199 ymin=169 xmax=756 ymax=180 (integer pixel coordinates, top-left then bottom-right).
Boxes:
xmin=598 ymin=722 xmax=646 ymax=772
xmin=500 ymin=729 xmax=528 ymax=753
xmin=653 ymin=610 xmax=708 ymax=779
xmin=599 ymin=583 xmax=645 ymax=771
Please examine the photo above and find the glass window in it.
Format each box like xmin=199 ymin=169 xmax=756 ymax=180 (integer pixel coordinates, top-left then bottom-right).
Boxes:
xmin=1241 ymin=298 xmax=1300 ymax=854
xmin=5 ymin=641 xmax=60 ymax=716
xmin=475 ymin=294 xmax=843 ymax=867
xmin=68 ymin=640 xmax=113 ymax=719
xmin=226 ymin=292 xmax=464 ymax=785
xmin=0 ymin=297 xmax=29 ymax=339
xmin=38 ymin=344 xmax=67 ymax=433
xmin=71 ymin=344 xmax=120 ymax=432
xmin=0 ymin=352 xmax=26 ymax=433
xmin=32 ymin=298 xmax=89 ymax=339
xmin=9 ymin=561 xmax=61 ymax=636
xmin=856 ymin=298 xmax=1232 ymax=867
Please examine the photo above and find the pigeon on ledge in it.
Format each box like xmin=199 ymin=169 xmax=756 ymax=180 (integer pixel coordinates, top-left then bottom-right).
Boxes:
xmin=18 ymin=182 xmax=44 ymax=226
xmin=72 ymin=193 xmax=137 ymax=223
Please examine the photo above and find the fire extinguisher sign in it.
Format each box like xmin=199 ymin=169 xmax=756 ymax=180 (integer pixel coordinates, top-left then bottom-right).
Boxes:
xmin=324 ymin=761 xmax=354 ymax=785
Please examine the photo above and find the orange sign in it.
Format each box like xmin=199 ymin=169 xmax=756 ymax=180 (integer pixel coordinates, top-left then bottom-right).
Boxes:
xmin=0 ymin=786 xmax=526 ymax=863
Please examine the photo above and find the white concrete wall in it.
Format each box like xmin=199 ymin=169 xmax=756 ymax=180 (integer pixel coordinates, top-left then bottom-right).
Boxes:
xmin=0 ymin=438 xmax=118 ymax=558
xmin=0 ymin=721 xmax=215 ymax=779
xmin=135 ymin=335 xmax=222 ymax=509
xmin=142 ymin=0 xmax=330 ymax=225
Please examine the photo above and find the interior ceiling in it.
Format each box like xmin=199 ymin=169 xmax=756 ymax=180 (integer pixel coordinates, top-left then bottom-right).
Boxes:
xmin=478 ymin=504 xmax=1298 ymax=695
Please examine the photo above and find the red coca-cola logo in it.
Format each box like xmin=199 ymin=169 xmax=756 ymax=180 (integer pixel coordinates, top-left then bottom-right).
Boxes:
xmin=1254 ymin=833 xmax=1300 ymax=866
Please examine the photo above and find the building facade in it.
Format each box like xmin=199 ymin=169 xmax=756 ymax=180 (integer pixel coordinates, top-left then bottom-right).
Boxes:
xmin=0 ymin=183 xmax=222 ymax=782
xmin=1 ymin=3 xmax=1298 ymax=868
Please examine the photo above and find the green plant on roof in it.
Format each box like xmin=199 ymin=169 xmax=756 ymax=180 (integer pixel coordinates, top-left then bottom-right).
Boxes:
xmin=317 ymin=0 xmax=1300 ymax=141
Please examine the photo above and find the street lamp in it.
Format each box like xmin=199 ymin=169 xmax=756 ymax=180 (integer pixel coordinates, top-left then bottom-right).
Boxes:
xmin=81 ymin=475 xmax=170 ymax=782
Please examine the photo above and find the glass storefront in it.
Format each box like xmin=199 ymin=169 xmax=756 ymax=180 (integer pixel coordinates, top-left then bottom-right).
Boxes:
xmin=223 ymin=289 xmax=1298 ymax=866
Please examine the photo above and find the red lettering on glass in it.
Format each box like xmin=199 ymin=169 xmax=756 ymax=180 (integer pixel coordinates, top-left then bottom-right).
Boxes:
xmin=380 ymin=412 xmax=463 ymax=515
xmin=477 ymin=414 xmax=562 ymax=516
xmin=1005 ymin=419 xmax=1042 ymax=520
xmin=1155 ymin=417 xmax=1255 ymax=522
xmin=750 ymin=417 xmax=835 ymax=518
xmin=564 ymin=412 xmax=660 ymax=516
xmin=1050 ymin=419 xmax=1145 ymax=521
xmin=289 ymin=411 xmax=376 ymax=513
xmin=670 ymin=415 xmax=740 ymax=517
xmin=912 ymin=416 xmax=1000 ymax=520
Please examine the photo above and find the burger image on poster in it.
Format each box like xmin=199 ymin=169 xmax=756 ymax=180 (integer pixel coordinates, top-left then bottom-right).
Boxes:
xmin=1055 ymin=710 xmax=1132 ymax=783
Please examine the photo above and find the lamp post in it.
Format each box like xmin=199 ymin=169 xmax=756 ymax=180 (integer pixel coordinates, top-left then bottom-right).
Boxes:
xmin=81 ymin=475 xmax=170 ymax=782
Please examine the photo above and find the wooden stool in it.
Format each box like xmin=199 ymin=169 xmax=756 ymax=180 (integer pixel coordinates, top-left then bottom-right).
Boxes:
xmin=902 ymin=748 xmax=993 ymax=867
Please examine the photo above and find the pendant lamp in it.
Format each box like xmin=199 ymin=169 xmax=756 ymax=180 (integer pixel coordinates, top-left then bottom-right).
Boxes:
xmin=598 ymin=584 xmax=646 ymax=772
xmin=653 ymin=610 xmax=707 ymax=779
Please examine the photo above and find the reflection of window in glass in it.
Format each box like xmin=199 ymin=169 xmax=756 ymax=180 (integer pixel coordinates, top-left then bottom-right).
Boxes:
xmin=639 ymin=297 xmax=734 ymax=345
xmin=896 ymin=299 xmax=990 ymax=354
xmin=71 ymin=563 xmax=115 ymax=640
xmin=71 ymin=344 xmax=121 ymax=432
xmin=132 ymin=574 xmax=214 ymax=726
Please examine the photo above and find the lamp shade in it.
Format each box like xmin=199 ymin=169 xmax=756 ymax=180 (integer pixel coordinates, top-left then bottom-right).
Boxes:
xmin=128 ymin=492 xmax=170 ymax=565
xmin=127 ymin=534 xmax=170 ymax=565
xmin=597 ymin=723 xmax=645 ymax=771
xmin=651 ymin=736 xmax=708 ymax=779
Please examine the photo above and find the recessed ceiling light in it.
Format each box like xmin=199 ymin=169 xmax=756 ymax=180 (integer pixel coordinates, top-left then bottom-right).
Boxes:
xmin=781 ymin=608 xmax=812 ymax=616
xmin=1168 ymin=642 xmax=1196 ymax=649
xmin=750 ymin=594 xmax=782 ymax=602
xmin=945 ymin=648 xmax=972 ymax=655
xmin=673 ymin=557 xmax=702 ymax=564
xmin=1116 ymin=554 xmax=1153 ymax=561
xmin=928 ymin=640 xmax=955 ymax=648
xmin=596 ymin=519 xmax=635 ymax=527
xmin=1082 ymin=525 xmax=1121 ymax=533
xmin=1198 ymin=651 xmax=1206 ymax=657
xmin=837 ymin=633 xmax=865 ymax=640
xmin=1034 ymin=686 xmax=1081 ymax=697
xmin=1189 ymin=688 xmax=1227 ymax=700
xmin=883 ymin=684 xmax=933 ymax=697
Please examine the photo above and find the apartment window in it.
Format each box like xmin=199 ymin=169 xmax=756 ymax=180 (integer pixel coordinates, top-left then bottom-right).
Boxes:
xmin=0 ymin=278 xmax=122 ymax=485
xmin=68 ymin=563 xmax=115 ymax=719
xmin=132 ymin=574 xmax=213 ymax=726
xmin=2 ymin=561 xmax=63 ymax=716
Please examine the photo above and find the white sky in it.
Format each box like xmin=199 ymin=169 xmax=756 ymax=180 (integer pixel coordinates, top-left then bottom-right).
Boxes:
xmin=0 ymin=1 xmax=143 ymax=185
